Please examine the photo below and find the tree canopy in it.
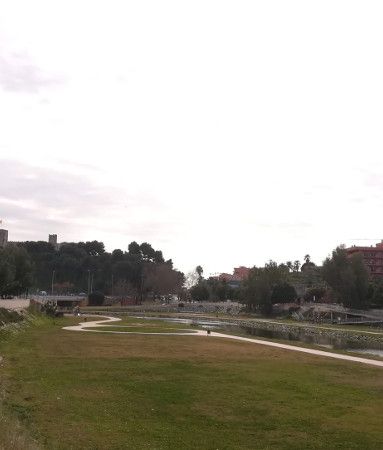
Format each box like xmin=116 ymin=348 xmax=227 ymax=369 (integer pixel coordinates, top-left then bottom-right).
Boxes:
xmin=0 ymin=245 xmax=33 ymax=297
xmin=322 ymin=246 xmax=369 ymax=308
xmin=14 ymin=240 xmax=183 ymax=301
xmin=242 ymin=262 xmax=291 ymax=315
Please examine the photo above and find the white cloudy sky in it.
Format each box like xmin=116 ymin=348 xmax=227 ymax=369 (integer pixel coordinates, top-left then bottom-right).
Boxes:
xmin=1 ymin=1 xmax=383 ymax=275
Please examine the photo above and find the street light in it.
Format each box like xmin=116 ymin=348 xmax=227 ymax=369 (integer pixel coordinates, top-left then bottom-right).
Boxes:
xmin=51 ymin=270 xmax=55 ymax=296
xmin=87 ymin=270 xmax=91 ymax=296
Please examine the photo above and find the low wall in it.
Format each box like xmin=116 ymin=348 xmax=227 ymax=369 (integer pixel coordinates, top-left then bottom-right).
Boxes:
xmin=86 ymin=301 xmax=245 ymax=315
xmin=225 ymin=317 xmax=383 ymax=346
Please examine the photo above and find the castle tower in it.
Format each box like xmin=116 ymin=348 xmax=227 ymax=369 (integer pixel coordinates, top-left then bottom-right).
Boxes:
xmin=0 ymin=229 xmax=8 ymax=248
xmin=48 ymin=234 xmax=58 ymax=250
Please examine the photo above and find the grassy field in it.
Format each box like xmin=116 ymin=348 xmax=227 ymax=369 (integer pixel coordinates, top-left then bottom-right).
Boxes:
xmin=0 ymin=315 xmax=383 ymax=449
xmin=85 ymin=326 xmax=196 ymax=333
xmin=82 ymin=308 xmax=383 ymax=334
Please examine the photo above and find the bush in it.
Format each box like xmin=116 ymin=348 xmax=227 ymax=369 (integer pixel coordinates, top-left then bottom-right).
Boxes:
xmin=0 ymin=308 xmax=23 ymax=325
xmin=41 ymin=300 xmax=57 ymax=317
xmin=271 ymin=282 xmax=297 ymax=304
xmin=190 ymin=283 xmax=210 ymax=301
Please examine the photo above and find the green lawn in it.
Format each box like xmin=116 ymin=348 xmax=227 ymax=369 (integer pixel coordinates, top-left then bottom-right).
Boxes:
xmin=0 ymin=316 xmax=382 ymax=449
xmin=85 ymin=326 xmax=196 ymax=333
xmin=109 ymin=317 xmax=193 ymax=328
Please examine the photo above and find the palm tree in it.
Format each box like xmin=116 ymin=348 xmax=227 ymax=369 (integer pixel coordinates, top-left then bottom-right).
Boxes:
xmin=196 ymin=265 xmax=203 ymax=281
xmin=293 ymin=260 xmax=301 ymax=273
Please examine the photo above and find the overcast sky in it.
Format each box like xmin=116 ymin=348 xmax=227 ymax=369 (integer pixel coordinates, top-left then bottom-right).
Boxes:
xmin=1 ymin=1 xmax=383 ymax=275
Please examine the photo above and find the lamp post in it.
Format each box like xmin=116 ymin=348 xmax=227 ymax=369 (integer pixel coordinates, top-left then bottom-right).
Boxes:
xmin=87 ymin=270 xmax=91 ymax=296
xmin=51 ymin=270 xmax=55 ymax=296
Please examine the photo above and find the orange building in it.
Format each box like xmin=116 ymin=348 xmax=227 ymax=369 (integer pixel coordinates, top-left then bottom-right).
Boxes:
xmin=346 ymin=241 xmax=383 ymax=277
xmin=217 ymin=266 xmax=251 ymax=285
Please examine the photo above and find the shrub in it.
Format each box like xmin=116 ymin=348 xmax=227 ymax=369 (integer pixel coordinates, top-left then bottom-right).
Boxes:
xmin=41 ymin=300 xmax=57 ymax=317
xmin=0 ymin=308 xmax=23 ymax=325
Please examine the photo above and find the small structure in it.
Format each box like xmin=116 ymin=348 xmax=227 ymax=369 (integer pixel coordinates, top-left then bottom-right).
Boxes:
xmin=0 ymin=229 xmax=8 ymax=248
xmin=48 ymin=234 xmax=59 ymax=250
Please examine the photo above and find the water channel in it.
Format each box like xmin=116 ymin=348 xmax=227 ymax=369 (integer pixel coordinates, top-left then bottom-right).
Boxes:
xmin=138 ymin=315 xmax=383 ymax=358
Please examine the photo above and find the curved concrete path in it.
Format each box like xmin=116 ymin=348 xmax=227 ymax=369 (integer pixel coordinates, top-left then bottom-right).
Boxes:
xmin=63 ymin=315 xmax=203 ymax=336
xmin=63 ymin=315 xmax=383 ymax=368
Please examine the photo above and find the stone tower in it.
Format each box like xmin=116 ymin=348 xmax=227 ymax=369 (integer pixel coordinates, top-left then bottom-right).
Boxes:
xmin=48 ymin=234 xmax=58 ymax=250
xmin=0 ymin=229 xmax=8 ymax=247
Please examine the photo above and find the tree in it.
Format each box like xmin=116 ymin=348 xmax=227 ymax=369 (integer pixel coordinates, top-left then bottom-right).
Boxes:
xmin=154 ymin=250 xmax=165 ymax=264
xmin=190 ymin=283 xmax=210 ymax=301
xmin=111 ymin=249 xmax=124 ymax=262
xmin=322 ymin=247 xmax=369 ymax=308
xmin=17 ymin=241 xmax=56 ymax=292
xmin=196 ymin=265 xmax=203 ymax=281
xmin=145 ymin=263 xmax=184 ymax=297
xmin=293 ymin=260 xmax=301 ymax=273
xmin=128 ymin=241 xmax=141 ymax=256
xmin=0 ymin=251 xmax=14 ymax=297
xmin=0 ymin=245 xmax=33 ymax=297
xmin=78 ymin=241 xmax=105 ymax=256
xmin=184 ymin=270 xmax=199 ymax=289
xmin=140 ymin=242 xmax=156 ymax=262
xmin=271 ymin=282 xmax=297 ymax=304
xmin=242 ymin=262 xmax=290 ymax=315
xmin=368 ymin=279 xmax=383 ymax=307
xmin=301 ymin=254 xmax=316 ymax=274
xmin=14 ymin=238 xmax=179 ymax=300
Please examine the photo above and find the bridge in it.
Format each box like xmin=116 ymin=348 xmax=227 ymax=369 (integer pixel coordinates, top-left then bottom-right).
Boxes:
xmin=301 ymin=302 xmax=383 ymax=326
xmin=30 ymin=295 xmax=87 ymax=311
xmin=336 ymin=317 xmax=383 ymax=326
xmin=31 ymin=295 xmax=87 ymax=302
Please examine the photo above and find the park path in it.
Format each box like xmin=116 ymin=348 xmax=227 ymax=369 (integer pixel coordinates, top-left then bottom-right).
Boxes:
xmin=63 ymin=315 xmax=383 ymax=368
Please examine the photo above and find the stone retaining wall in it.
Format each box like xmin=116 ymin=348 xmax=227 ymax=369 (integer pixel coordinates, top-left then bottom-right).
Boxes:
xmin=220 ymin=317 xmax=383 ymax=346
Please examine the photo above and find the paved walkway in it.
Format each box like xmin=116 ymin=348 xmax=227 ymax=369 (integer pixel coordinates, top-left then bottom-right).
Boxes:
xmin=63 ymin=315 xmax=383 ymax=368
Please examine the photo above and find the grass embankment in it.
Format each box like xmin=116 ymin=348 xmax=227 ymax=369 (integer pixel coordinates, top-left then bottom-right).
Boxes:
xmin=82 ymin=307 xmax=383 ymax=334
xmin=0 ymin=307 xmax=23 ymax=325
xmin=1 ymin=315 xmax=383 ymax=449
xmin=0 ymin=312 xmax=47 ymax=450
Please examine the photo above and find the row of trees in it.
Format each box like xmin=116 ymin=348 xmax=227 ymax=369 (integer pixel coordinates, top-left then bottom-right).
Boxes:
xmin=189 ymin=248 xmax=383 ymax=314
xmin=0 ymin=240 xmax=184 ymax=301
xmin=0 ymin=245 xmax=33 ymax=297
xmin=3 ymin=240 xmax=383 ymax=311
xmin=189 ymin=261 xmax=299 ymax=308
